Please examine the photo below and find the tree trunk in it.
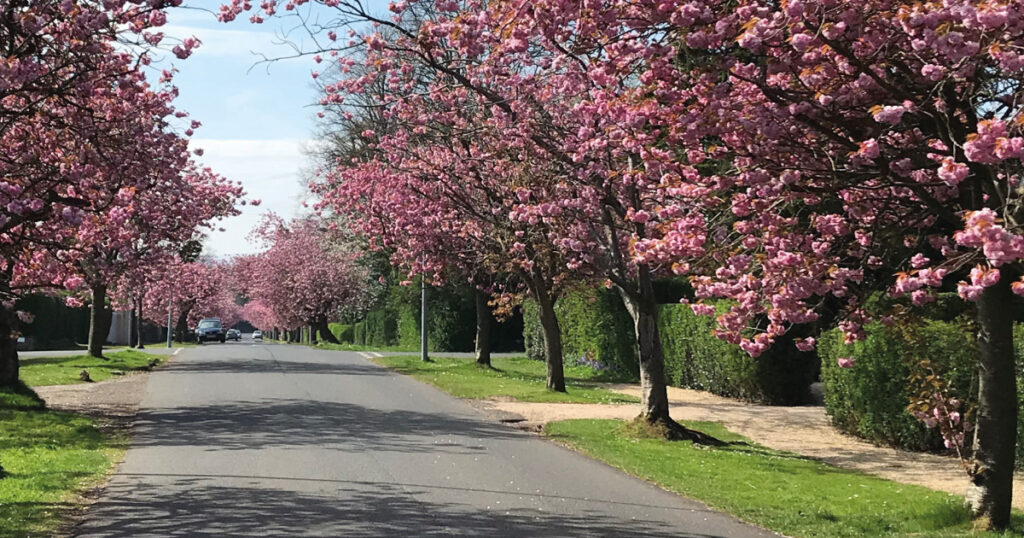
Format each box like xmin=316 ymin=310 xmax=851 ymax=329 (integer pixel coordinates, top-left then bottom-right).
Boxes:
xmin=87 ymin=285 xmax=111 ymax=359
xmin=315 ymin=318 xmax=339 ymax=344
xmin=615 ymin=267 xmax=671 ymax=423
xmin=0 ymin=302 xmax=18 ymax=388
xmin=616 ymin=265 xmax=719 ymax=444
xmin=966 ymin=269 xmax=1018 ymax=530
xmin=475 ymin=289 xmax=492 ymax=367
xmin=174 ymin=310 xmax=189 ymax=343
xmin=135 ymin=296 xmax=145 ymax=349
xmin=128 ymin=301 xmax=137 ymax=348
xmin=533 ymin=282 xmax=566 ymax=392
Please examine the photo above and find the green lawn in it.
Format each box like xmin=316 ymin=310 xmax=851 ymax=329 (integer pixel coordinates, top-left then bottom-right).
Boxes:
xmin=314 ymin=341 xmax=418 ymax=353
xmin=545 ymin=419 xmax=1024 ymax=537
xmin=19 ymin=350 xmax=166 ymax=386
xmin=371 ymin=354 xmax=638 ymax=404
xmin=0 ymin=383 xmax=124 ymax=537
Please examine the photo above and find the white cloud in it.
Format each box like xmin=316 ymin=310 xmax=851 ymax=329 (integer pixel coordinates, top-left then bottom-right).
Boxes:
xmin=190 ymin=139 xmax=313 ymax=258
xmin=161 ymin=23 xmax=314 ymax=60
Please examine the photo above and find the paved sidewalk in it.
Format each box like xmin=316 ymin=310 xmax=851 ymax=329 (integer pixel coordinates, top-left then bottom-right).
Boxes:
xmin=478 ymin=383 xmax=1024 ymax=509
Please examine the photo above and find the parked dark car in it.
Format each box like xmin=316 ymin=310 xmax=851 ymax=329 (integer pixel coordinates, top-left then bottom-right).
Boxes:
xmin=196 ymin=318 xmax=226 ymax=343
xmin=226 ymin=329 xmax=241 ymax=341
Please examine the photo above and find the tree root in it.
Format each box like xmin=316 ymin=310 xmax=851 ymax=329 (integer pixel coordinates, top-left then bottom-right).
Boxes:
xmin=630 ymin=415 xmax=726 ymax=446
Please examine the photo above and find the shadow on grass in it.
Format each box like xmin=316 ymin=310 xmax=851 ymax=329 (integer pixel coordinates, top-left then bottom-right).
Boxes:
xmin=0 ymin=382 xmax=45 ymax=410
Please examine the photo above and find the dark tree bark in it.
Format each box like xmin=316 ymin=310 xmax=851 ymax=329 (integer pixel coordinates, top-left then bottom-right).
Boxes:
xmin=315 ymin=317 xmax=339 ymax=344
xmin=475 ymin=289 xmax=492 ymax=367
xmin=128 ymin=301 xmax=137 ymax=348
xmin=87 ymin=285 xmax=111 ymax=359
xmin=967 ymin=269 xmax=1018 ymax=530
xmin=173 ymin=301 xmax=195 ymax=342
xmin=174 ymin=311 xmax=188 ymax=342
xmin=135 ymin=296 xmax=145 ymax=349
xmin=616 ymin=264 xmax=720 ymax=444
xmin=615 ymin=265 xmax=671 ymax=422
xmin=0 ymin=302 xmax=18 ymax=388
xmin=532 ymin=279 xmax=566 ymax=392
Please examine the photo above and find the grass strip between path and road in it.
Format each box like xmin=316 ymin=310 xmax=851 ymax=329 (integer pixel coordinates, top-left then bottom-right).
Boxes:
xmin=371 ymin=354 xmax=638 ymax=404
xmin=0 ymin=383 xmax=126 ymax=537
xmin=315 ymin=341 xmax=419 ymax=353
xmin=19 ymin=349 xmax=167 ymax=386
xmin=545 ymin=419 xmax=1024 ymax=538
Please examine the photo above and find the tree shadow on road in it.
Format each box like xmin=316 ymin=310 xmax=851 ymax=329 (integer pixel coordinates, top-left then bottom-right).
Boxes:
xmin=160 ymin=358 xmax=390 ymax=377
xmin=130 ymin=398 xmax=522 ymax=454
xmin=73 ymin=476 xmax=733 ymax=537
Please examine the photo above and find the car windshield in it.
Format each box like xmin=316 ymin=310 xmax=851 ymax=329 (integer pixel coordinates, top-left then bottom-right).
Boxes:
xmin=198 ymin=320 xmax=221 ymax=329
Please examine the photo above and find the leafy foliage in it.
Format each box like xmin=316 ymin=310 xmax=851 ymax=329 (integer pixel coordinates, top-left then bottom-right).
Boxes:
xmin=660 ymin=304 xmax=818 ymax=405
xmin=523 ymin=289 xmax=637 ymax=378
xmin=819 ymin=321 xmax=978 ymax=452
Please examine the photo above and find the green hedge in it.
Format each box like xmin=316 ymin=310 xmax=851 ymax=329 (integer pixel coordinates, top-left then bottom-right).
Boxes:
xmin=523 ymin=292 xmax=818 ymax=404
xmin=353 ymin=322 xmax=366 ymax=345
xmin=523 ymin=288 xmax=638 ymax=376
xmin=328 ymin=323 xmax=354 ymax=344
xmin=659 ymin=303 xmax=818 ymax=405
xmin=15 ymin=294 xmax=90 ymax=350
xmin=348 ymin=280 xmax=524 ymax=352
xmin=362 ymin=309 xmax=398 ymax=347
xmin=820 ymin=319 xmax=1024 ymax=467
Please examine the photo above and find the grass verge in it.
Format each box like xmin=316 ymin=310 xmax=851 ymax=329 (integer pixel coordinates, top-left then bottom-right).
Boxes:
xmin=0 ymin=382 xmax=124 ymax=536
xmin=370 ymin=354 xmax=638 ymax=404
xmin=314 ymin=342 xmax=418 ymax=353
xmin=19 ymin=349 xmax=166 ymax=387
xmin=545 ymin=419 xmax=1023 ymax=537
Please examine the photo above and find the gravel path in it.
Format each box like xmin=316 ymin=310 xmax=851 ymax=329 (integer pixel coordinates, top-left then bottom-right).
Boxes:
xmin=476 ymin=383 xmax=1024 ymax=509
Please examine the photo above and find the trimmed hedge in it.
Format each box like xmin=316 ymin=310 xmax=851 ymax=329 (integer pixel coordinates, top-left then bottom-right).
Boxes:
xmin=659 ymin=303 xmax=818 ymax=405
xmin=15 ymin=294 xmax=90 ymax=350
xmin=820 ymin=319 xmax=1024 ymax=467
xmin=523 ymin=288 xmax=638 ymax=376
xmin=347 ymin=280 xmax=524 ymax=352
xmin=522 ymin=290 xmax=816 ymax=404
xmin=819 ymin=320 xmax=977 ymax=452
xmin=328 ymin=323 xmax=354 ymax=344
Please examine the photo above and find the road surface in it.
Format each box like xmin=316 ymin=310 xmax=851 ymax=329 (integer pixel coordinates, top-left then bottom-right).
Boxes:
xmin=74 ymin=342 xmax=775 ymax=537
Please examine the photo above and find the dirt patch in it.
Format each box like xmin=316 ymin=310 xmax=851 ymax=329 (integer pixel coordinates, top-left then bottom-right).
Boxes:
xmin=34 ymin=372 xmax=150 ymax=425
xmin=475 ymin=383 xmax=1024 ymax=509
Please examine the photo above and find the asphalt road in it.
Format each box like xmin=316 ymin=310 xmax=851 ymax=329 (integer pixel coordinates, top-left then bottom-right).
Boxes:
xmin=74 ymin=342 xmax=776 ymax=537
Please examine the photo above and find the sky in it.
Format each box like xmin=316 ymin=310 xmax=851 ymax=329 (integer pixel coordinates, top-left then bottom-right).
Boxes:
xmin=156 ymin=4 xmax=354 ymax=258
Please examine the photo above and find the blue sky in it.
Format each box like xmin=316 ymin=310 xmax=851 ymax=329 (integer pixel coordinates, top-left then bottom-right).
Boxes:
xmin=156 ymin=4 xmax=382 ymax=257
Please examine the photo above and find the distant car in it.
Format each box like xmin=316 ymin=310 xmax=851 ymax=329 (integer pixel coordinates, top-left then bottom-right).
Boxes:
xmin=252 ymin=330 xmax=262 ymax=340
xmin=196 ymin=318 xmax=226 ymax=343
xmin=226 ymin=329 xmax=241 ymax=341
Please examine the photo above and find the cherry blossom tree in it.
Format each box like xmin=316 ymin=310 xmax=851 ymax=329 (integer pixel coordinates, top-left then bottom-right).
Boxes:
xmin=513 ymin=0 xmax=1024 ymax=528
xmin=143 ymin=260 xmax=234 ymax=342
xmin=0 ymin=0 xmax=207 ymax=385
xmin=241 ymin=299 xmax=280 ymax=333
xmin=221 ymin=0 xmax=1024 ymax=523
xmin=240 ymin=215 xmax=372 ymax=343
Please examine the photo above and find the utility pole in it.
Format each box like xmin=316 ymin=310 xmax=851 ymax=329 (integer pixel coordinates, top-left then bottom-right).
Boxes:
xmin=421 ymin=276 xmax=429 ymax=362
